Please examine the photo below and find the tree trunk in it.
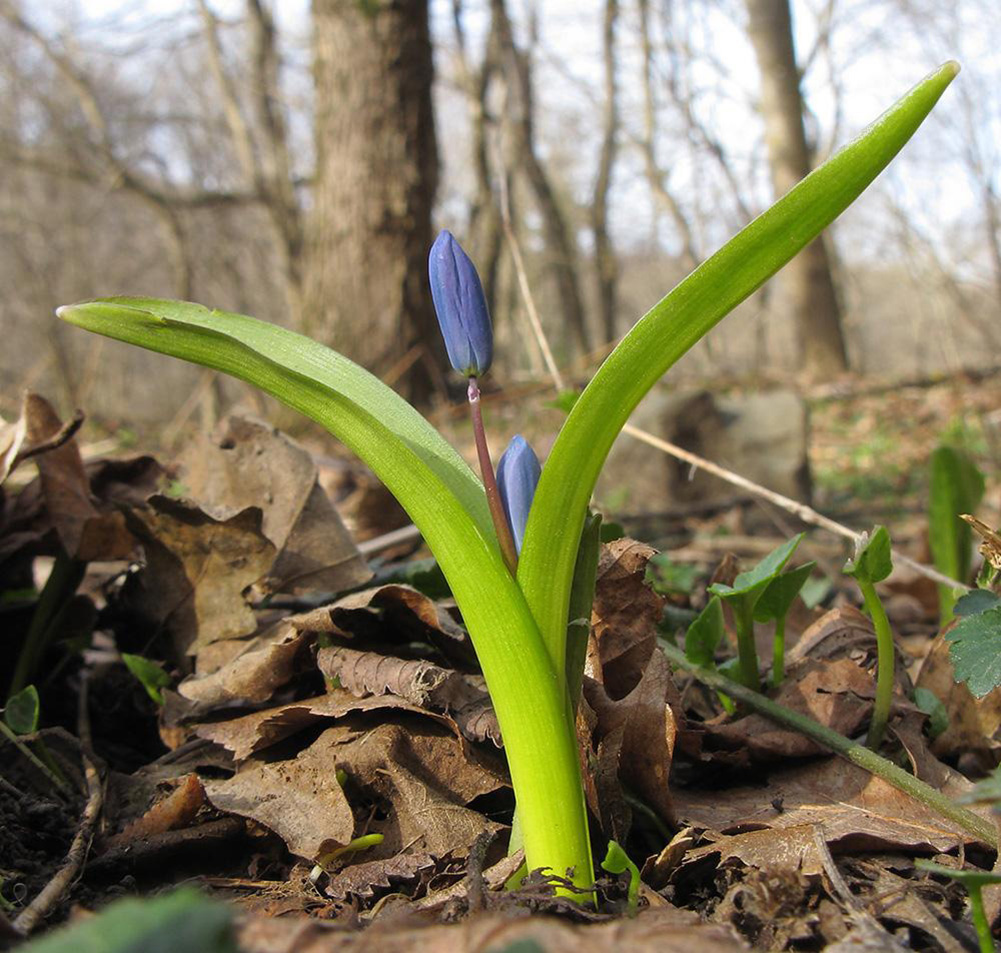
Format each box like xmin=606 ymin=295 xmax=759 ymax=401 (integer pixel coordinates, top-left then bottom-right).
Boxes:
xmin=745 ymin=0 xmax=848 ymax=379
xmin=490 ymin=0 xmax=591 ymax=358
xmin=306 ymin=0 xmax=440 ymax=404
xmin=592 ymin=0 xmax=620 ymax=345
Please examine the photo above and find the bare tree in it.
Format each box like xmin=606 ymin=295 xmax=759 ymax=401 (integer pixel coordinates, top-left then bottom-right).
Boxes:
xmin=592 ymin=0 xmax=621 ymax=344
xmin=304 ymin=0 xmax=441 ymax=404
xmin=744 ymin=0 xmax=849 ymax=378
xmin=490 ymin=0 xmax=591 ymax=357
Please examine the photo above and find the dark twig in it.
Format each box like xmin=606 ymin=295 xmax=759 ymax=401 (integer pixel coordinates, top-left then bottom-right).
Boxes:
xmin=12 ymin=676 xmax=103 ymax=936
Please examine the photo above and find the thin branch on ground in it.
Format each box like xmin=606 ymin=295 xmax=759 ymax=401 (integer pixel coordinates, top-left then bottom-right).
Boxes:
xmin=12 ymin=675 xmax=104 ymax=937
xmin=660 ymin=640 xmax=996 ymax=849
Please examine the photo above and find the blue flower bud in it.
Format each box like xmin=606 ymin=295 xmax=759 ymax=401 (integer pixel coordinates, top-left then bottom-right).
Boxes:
xmin=428 ymin=230 xmax=493 ymax=377
xmin=496 ymin=435 xmax=541 ymax=555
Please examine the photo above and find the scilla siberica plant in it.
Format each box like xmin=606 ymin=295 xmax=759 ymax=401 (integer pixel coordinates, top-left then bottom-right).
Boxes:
xmin=57 ymin=65 xmax=958 ymax=897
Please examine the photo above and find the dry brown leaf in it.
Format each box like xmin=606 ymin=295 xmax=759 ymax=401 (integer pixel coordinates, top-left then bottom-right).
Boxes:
xmin=674 ymin=755 xmax=987 ymax=852
xmin=104 ymin=773 xmax=205 ymax=848
xmin=322 ymin=851 xmax=440 ymax=900
xmin=178 ymin=620 xmax=312 ymax=706
xmin=121 ymin=494 xmax=276 ymax=657
xmin=588 ymin=538 xmax=665 ymax=697
xmin=19 ymin=393 xmax=135 ymax=560
xmin=705 ymin=657 xmax=876 ymax=762
xmin=0 ymin=402 xmax=28 ymax=485
xmin=292 ymin=584 xmax=473 ymax=663
xmin=177 ymin=416 xmax=370 ymax=594
xmin=204 ymin=729 xmax=357 ymax=860
xmin=194 ymin=690 xmax=455 ymax=761
xmin=680 ymin=825 xmax=826 ymax=881
xmin=235 ymin=905 xmax=747 ymax=953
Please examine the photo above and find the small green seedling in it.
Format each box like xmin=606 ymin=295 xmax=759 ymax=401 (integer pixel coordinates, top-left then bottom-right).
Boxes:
xmin=309 ymin=833 xmax=385 ymax=884
xmin=915 ymin=860 xmax=1001 ymax=953
xmin=684 ymin=595 xmax=737 ymax=713
xmin=928 ymin=446 xmax=985 ymax=623
xmin=56 ymin=65 xmax=959 ymax=897
xmin=4 ymin=684 xmax=39 ymax=734
xmin=122 ymin=653 xmax=171 ymax=706
xmin=708 ymin=534 xmax=804 ymax=689
xmin=600 ymin=840 xmax=640 ymax=913
xmin=912 ymin=687 xmax=948 ymax=740
xmin=844 ymin=526 xmax=895 ymax=749
xmin=755 ymin=561 xmax=816 ymax=688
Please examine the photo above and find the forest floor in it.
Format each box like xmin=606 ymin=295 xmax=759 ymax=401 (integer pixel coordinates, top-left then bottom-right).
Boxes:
xmin=2 ymin=369 xmax=1000 ymax=953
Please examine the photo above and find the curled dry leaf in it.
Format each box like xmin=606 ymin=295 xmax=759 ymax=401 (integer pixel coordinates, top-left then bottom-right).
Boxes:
xmin=177 ymin=415 xmax=370 ymax=594
xmin=194 ymin=689 xmax=458 ymax=761
xmin=120 ymin=494 xmax=276 ymax=658
xmin=177 ymin=620 xmax=312 ymax=707
xmin=103 ymin=772 xmax=205 ymax=849
xmin=291 ymin=583 xmax=475 ymax=666
xmin=4 ymin=393 xmax=136 ymax=561
xmin=678 ymin=824 xmax=826 ymax=882
xmin=582 ymin=538 xmax=678 ymax=838
xmin=587 ymin=538 xmax=665 ymax=697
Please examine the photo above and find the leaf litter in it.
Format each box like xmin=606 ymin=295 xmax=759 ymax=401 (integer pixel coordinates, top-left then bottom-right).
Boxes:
xmin=4 ymin=400 xmax=1000 ymax=951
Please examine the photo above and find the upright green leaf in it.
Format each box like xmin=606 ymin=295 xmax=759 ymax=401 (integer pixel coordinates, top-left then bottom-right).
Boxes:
xmin=929 ymin=446 xmax=985 ymax=622
xmin=754 ymin=562 xmax=816 ymax=623
xmin=685 ymin=596 xmax=724 ymax=668
xmin=518 ymin=64 xmax=960 ymax=684
xmin=122 ymin=653 xmax=171 ymax=706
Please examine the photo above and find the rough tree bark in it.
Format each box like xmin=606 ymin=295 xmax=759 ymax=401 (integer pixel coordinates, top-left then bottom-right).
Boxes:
xmin=305 ymin=0 xmax=440 ymax=403
xmin=592 ymin=0 xmax=620 ymax=344
xmin=490 ymin=0 xmax=591 ymax=358
xmin=745 ymin=0 xmax=849 ymax=378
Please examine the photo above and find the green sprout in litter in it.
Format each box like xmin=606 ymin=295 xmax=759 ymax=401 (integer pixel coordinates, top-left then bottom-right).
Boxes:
xmin=708 ymin=533 xmax=804 ymax=689
xmin=56 ymin=64 xmax=959 ymax=899
xmin=843 ymin=526 xmax=895 ymax=749
xmin=915 ymin=860 xmax=1001 ymax=953
xmin=755 ymin=560 xmax=816 ymax=688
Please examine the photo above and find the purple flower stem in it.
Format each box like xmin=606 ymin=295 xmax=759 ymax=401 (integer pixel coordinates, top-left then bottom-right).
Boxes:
xmin=468 ymin=377 xmax=519 ymax=575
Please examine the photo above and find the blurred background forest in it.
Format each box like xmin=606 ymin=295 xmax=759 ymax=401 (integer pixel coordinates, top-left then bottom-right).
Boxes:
xmin=0 ymin=0 xmax=998 ymax=478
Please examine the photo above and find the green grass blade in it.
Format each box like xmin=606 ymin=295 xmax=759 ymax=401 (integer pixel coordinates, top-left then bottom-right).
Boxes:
xmin=518 ymin=63 xmax=959 ymax=681
xmin=58 ymin=297 xmax=593 ymax=890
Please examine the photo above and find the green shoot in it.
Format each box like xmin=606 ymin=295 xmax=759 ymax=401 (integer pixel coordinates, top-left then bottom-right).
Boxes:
xmin=709 ymin=534 xmax=805 ymax=689
xmin=915 ymin=860 xmax=1000 ymax=953
xmin=754 ymin=561 xmax=816 ymax=688
xmin=844 ymin=526 xmax=894 ymax=748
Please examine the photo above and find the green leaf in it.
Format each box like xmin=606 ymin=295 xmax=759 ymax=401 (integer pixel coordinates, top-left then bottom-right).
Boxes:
xmin=647 ymin=554 xmax=699 ymax=597
xmin=753 ymin=562 xmax=816 ymax=623
xmin=4 ymin=684 xmax=39 ymax=734
xmin=685 ymin=596 xmax=724 ymax=668
xmin=56 ymin=307 xmax=592 ymax=888
xmin=600 ymin=840 xmax=640 ymax=912
xmin=599 ymin=520 xmax=625 ymax=543
xmin=955 ymin=589 xmax=1000 ymax=617
xmin=944 ymin=606 xmax=1001 ymax=698
xmin=800 ymin=575 xmax=832 ymax=610
xmin=915 ymin=859 xmax=1001 ymax=890
xmin=844 ymin=526 xmax=892 ymax=584
xmin=517 ymin=63 xmax=960 ymax=693
xmin=929 ymin=446 xmax=985 ymax=622
xmin=709 ymin=534 xmax=805 ymax=612
xmin=122 ymin=653 xmax=171 ymax=706
xmin=913 ymin=687 xmax=949 ymax=739
xmin=19 ymin=888 xmax=235 ymax=953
